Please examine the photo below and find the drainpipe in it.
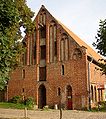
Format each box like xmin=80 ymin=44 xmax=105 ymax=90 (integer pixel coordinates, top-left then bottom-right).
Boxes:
xmin=88 ymin=56 xmax=93 ymax=111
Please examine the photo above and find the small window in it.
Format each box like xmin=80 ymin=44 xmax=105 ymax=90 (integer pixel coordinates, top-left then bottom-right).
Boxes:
xmin=39 ymin=67 xmax=46 ymax=81
xmin=22 ymin=88 xmax=24 ymax=93
xmin=40 ymin=26 xmax=46 ymax=39
xmin=94 ymin=86 xmax=97 ymax=102
xmin=61 ymin=65 xmax=64 ymax=75
xmin=40 ymin=45 xmax=46 ymax=59
xmin=22 ymin=69 xmax=25 ymax=79
xmin=54 ymin=41 xmax=57 ymax=56
xmin=91 ymin=85 xmax=94 ymax=102
xmin=57 ymin=88 xmax=61 ymax=96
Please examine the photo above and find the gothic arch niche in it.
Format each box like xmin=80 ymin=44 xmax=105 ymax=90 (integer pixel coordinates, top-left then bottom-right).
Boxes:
xmin=61 ymin=33 xmax=68 ymax=39
xmin=91 ymin=85 xmax=94 ymax=102
xmin=66 ymin=85 xmax=73 ymax=110
xmin=49 ymin=20 xmax=57 ymax=62
xmin=38 ymin=84 xmax=46 ymax=109
xmin=72 ymin=48 xmax=82 ymax=60
xmin=39 ymin=9 xmax=46 ymax=25
xmin=60 ymin=33 xmax=69 ymax=61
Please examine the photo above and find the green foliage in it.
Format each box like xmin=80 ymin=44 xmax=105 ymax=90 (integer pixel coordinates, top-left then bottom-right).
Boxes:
xmin=0 ymin=0 xmax=34 ymax=90
xmin=99 ymin=101 xmax=106 ymax=108
xmin=0 ymin=96 xmax=35 ymax=110
xmin=93 ymin=19 xmax=106 ymax=74
xmin=9 ymin=96 xmax=35 ymax=109
xmin=24 ymin=97 xmax=35 ymax=108
xmin=0 ymin=102 xmax=27 ymax=109
xmin=92 ymin=101 xmax=106 ymax=112
xmin=93 ymin=19 xmax=106 ymax=56
xmin=10 ymin=95 xmax=22 ymax=103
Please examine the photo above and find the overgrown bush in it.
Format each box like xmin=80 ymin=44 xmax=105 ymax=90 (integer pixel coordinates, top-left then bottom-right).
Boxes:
xmin=92 ymin=101 xmax=106 ymax=112
xmin=99 ymin=101 xmax=106 ymax=111
xmin=10 ymin=96 xmax=21 ymax=103
xmin=24 ymin=97 xmax=34 ymax=108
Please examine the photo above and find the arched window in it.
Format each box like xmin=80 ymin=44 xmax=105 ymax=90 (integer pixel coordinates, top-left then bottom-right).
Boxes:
xmin=94 ymin=86 xmax=97 ymax=102
xmin=61 ymin=65 xmax=64 ymax=75
xmin=27 ymin=34 xmax=33 ymax=65
xmin=33 ymin=30 xmax=36 ymax=64
xmin=29 ymin=34 xmax=33 ymax=65
xmin=57 ymin=87 xmax=61 ymax=96
xmin=60 ymin=33 xmax=69 ymax=61
xmin=73 ymin=48 xmax=82 ymax=60
xmin=39 ymin=10 xmax=46 ymax=25
xmin=49 ymin=21 xmax=57 ymax=62
xmin=66 ymin=85 xmax=72 ymax=96
xmin=91 ymin=85 xmax=94 ymax=102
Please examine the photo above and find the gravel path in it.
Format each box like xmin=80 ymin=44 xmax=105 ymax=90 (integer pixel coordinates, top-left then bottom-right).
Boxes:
xmin=0 ymin=108 xmax=106 ymax=119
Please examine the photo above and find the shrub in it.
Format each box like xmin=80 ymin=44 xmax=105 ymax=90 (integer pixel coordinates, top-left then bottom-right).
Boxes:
xmin=24 ymin=97 xmax=34 ymax=108
xmin=10 ymin=96 xmax=21 ymax=103
xmin=99 ymin=101 xmax=106 ymax=110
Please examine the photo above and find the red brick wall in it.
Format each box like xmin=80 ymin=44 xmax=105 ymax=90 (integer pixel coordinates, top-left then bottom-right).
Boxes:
xmin=8 ymin=6 xmax=105 ymax=110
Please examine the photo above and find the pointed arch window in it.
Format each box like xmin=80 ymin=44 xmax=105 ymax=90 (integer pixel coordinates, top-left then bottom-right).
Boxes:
xmin=60 ymin=33 xmax=69 ymax=61
xmin=49 ymin=21 xmax=57 ymax=63
xmin=73 ymin=48 xmax=82 ymax=60
xmin=91 ymin=85 xmax=94 ymax=102
xmin=61 ymin=65 xmax=64 ymax=75
xmin=33 ymin=30 xmax=36 ymax=64
xmin=39 ymin=10 xmax=46 ymax=25
xmin=94 ymin=86 xmax=97 ymax=102
xmin=57 ymin=87 xmax=61 ymax=96
xmin=66 ymin=85 xmax=72 ymax=96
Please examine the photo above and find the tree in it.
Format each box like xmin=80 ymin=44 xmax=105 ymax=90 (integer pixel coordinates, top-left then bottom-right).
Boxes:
xmin=0 ymin=0 xmax=34 ymax=90
xmin=93 ymin=19 xmax=106 ymax=74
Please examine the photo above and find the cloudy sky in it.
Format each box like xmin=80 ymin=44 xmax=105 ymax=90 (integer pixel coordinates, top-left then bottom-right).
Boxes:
xmin=27 ymin=0 xmax=106 ymax=49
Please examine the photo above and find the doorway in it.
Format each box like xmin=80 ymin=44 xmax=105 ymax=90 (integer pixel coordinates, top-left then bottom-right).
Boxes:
xmin=38 ymin=84 xmax=46 ymax=108
xmin=66 ymin=85 xmax=73 ymax=109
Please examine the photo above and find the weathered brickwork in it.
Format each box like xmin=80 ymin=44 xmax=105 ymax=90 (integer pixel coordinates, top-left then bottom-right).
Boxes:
xmin=7 ymin=5 xmax=106 ymax=110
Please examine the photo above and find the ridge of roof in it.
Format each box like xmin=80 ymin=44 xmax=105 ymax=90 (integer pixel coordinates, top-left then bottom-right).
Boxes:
xmin=57 ymin=20 xmax=102 ymax=61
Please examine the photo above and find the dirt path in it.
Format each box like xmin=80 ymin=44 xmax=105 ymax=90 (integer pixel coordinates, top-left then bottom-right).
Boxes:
xmin=0 ymin=108 xmax=106 ymax=119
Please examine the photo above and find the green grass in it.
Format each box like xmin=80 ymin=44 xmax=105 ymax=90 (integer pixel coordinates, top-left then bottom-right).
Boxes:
xmin=0 ymin=102 xmax=28 ymax=109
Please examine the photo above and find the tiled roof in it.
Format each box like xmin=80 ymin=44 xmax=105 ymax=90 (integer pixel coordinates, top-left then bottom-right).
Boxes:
xmin=57 ymin=21 xmax=102 ymax=61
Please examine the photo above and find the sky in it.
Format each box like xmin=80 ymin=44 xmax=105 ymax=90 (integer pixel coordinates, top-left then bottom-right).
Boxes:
xmin=26 ymin=0 xmax=106 ymax=50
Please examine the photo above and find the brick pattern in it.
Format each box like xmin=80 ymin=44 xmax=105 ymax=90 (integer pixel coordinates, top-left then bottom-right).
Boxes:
xmin=8 ymin=5 xmax=106 ymax=110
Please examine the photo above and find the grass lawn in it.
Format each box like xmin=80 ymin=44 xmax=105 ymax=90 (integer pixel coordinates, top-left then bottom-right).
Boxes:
xmin=0 ymin=102 xmax=106 ymax=112
xmin=0 ymin=102 xmax=28 ymax=109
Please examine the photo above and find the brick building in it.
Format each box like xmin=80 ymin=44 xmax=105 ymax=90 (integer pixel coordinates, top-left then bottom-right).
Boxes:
xmin=7 ymin=5 xmax=106 ymax=110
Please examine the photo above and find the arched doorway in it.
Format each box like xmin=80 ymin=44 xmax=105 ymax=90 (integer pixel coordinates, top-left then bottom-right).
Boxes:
xmin=66 ymin=85 xmax=73 ymax=110
xmin=38 ymin=84 xmax=46 ymax=109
